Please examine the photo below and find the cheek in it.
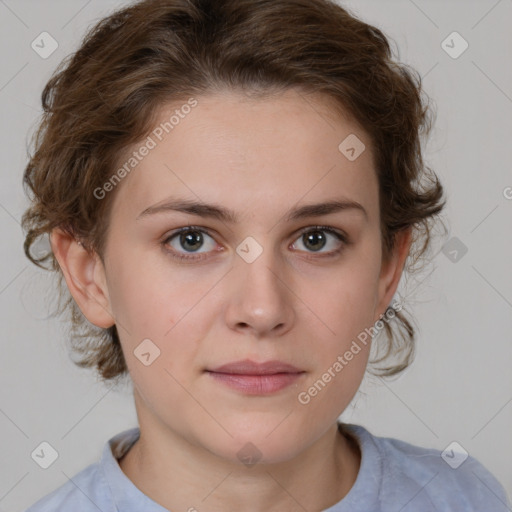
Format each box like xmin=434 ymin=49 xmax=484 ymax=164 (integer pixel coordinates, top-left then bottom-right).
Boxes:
xmin=294 ymin=278 xmax=375 ymax=426
xmin=312 ymin=258 xmax=381 ymax=346
xmin=106 ymin=253 xmax=221 ymax=380
xmin=294 ymin=252 xmax=381 ymax=408
xmin=106 ymin=249 xmax=200 ymax=337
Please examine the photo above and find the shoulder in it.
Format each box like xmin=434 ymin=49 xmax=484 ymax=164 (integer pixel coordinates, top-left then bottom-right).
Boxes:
xmin=344 ymin=423 xmax=511 ymax=512
xmin=24 ymin=427 xmax=141 ymax=512
xmin=24 ymin=460 xmax=114 ymax=512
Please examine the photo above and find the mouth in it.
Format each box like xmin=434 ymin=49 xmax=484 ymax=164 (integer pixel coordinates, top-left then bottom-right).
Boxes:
xmin=205 ymin=359 xmax=306 ymax=395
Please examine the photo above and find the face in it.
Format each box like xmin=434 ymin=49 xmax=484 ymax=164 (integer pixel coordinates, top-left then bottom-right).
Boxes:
xmin=65 ymin=88 xmax=408 ymax=464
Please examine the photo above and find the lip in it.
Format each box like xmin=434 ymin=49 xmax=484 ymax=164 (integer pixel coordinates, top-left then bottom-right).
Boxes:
xmin=208 ymin=359 xmax=303 ymax=375
xmin=206 ymin=359 xmax=305 ymax=395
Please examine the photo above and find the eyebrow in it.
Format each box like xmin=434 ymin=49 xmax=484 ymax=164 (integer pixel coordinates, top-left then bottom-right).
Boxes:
xmin=136 ymin=197 xmax=368 ymax=223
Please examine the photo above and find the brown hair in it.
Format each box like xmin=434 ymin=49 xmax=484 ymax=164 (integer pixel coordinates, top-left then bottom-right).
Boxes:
xmin=22 ymin=0 xmax=446 ymax=385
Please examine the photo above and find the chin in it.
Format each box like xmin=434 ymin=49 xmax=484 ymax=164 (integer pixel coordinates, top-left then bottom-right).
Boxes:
xmin=204 ymin=421 xmax=310 ymax=466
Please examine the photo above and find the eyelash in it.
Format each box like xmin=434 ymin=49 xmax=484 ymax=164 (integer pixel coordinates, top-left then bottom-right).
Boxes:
xmin=161 ymin=225 xmax=349 ymax=263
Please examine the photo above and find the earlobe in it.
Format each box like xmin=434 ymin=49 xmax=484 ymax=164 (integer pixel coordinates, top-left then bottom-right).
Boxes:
xmin=50 ymin=228 xmax=115 ymax=329
xmin=375 ymin=228 xmax=412 ymax=321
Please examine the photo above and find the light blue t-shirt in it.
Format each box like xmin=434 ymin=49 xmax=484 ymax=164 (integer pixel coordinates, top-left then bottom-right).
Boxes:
xmin=25 ymin=423 xmax=511 ymax=511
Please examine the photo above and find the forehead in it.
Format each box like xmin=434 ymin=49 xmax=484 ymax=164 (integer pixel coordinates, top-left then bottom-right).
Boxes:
xmin=109 ymin=88 xmax=378 ymax=223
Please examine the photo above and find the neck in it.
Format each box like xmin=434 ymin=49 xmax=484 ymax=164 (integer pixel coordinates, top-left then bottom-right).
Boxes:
xmin=119 ymin=418 xmax=360 ymax=512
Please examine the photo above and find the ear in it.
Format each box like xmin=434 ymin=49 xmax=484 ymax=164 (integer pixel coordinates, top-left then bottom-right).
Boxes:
xmin=374 ymin=228 xmax=412 ymax=322
xmin=50 ymin=228 xmax=115 ymax=328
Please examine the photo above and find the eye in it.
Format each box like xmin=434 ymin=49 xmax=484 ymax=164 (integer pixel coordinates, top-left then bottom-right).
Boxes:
xmin=162 ymin=225 xmax=349 ymax=263
xmin=291 ymin=226 xmax=348 ymax=256
xmin=163 ymin=227 xmax=219 ymax=261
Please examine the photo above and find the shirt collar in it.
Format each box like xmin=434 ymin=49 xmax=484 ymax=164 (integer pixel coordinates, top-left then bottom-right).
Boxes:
xmin=99 ymin=427 xmax=169 ymax=511
xmin=322 ymin=422 xmax=382 ymax=511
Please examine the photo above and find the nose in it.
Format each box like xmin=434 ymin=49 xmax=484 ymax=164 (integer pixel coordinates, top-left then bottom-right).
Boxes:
xmin=224 ymin=244 xmax=295 ymax=339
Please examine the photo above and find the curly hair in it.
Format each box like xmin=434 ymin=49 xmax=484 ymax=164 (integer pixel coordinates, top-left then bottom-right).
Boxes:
xmin=21 ymin=0 xmax=446 ymax=385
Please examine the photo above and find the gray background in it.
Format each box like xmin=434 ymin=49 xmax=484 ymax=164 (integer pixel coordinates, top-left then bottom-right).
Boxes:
xmin=0 ymin=0 xmax=511 ymax=510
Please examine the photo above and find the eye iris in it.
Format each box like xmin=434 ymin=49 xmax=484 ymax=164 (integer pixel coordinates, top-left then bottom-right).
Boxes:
xmin=175 ymin=230 xmax=331 ymax=254
xmin=304 ymin=231 xmax=326 ymax=251
xmin=180 ymin=231 xmax=203 ymax=252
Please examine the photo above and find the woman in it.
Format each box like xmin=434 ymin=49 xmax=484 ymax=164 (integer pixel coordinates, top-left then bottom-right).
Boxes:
xmin=22 ymin=0 xmax=510 ymax=510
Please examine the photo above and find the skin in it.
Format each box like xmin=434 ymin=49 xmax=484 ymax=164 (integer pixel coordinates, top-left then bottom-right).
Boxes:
xmin=51 ymin=88 xmax=411 ymax=512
